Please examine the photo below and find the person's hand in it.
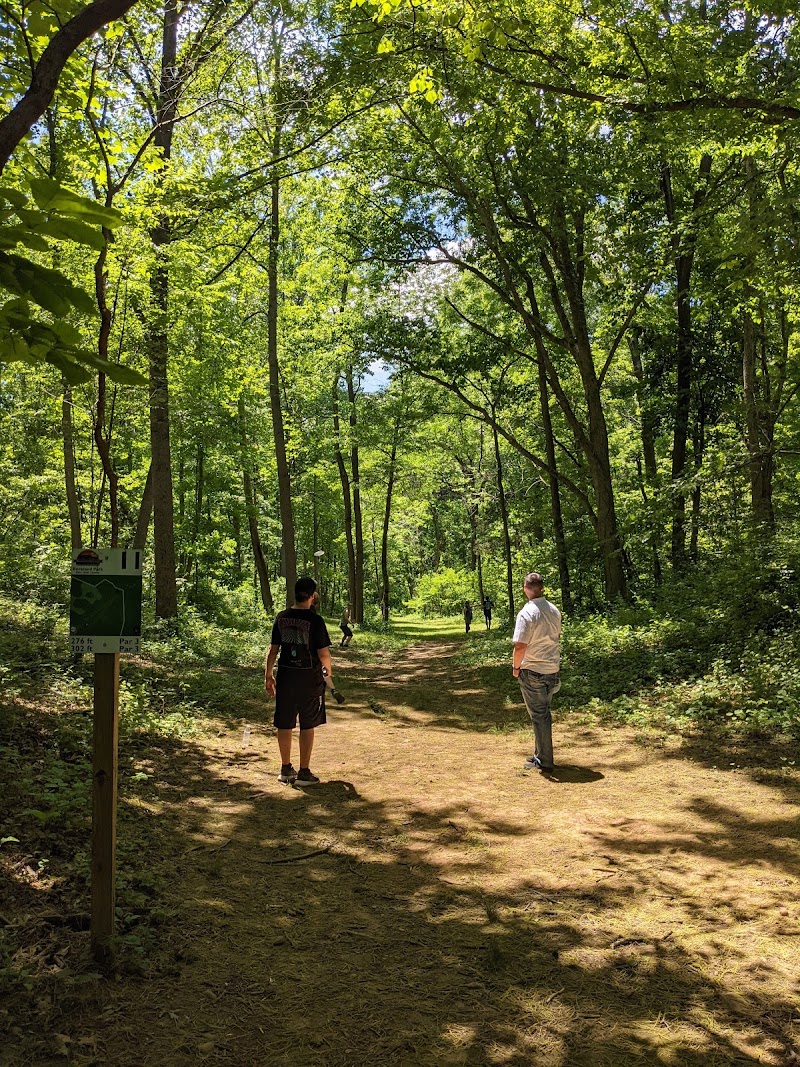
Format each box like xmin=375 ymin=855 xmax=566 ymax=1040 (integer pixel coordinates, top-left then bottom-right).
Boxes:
xmin=265 ymin=674 xmax=276 ymax=697
xmin=512 ymin=667 xmax=520 ymax=677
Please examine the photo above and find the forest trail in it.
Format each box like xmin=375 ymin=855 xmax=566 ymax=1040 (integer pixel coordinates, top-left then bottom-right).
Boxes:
xmin=36 ymin=638 xmax=800 ymax=1065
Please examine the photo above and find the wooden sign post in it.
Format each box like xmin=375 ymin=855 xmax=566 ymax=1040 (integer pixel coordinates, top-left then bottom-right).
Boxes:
xmin=91 ymin=652 xmax=119 ymax=966
xmin=69 ymin=548 xmax=142 ymax=967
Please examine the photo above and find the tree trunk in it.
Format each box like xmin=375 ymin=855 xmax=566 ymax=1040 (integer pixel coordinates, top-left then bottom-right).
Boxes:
xmin=332 ymin=373 xmax=356 ymax=615
xmin=528 ymin=210 xmax=627 ymax=600
xmin=742 ymin=156 xmax=778 ymax=533
xmin=346 ymin=366 xmax=364 ymax=622
xmin=238 ymin=395 xmax=273 ymax=614
xmin=268 ymin=155 xmax=296 ymax=606
xmin=147 ymin=0 xmax=181 ymax=618
xmin=743 ymin=306 xmax=776 ymax=530
xmin=628 ymin=331 xmax=662 ymax=585
xmin=133 ymin=465 xmax=153 ymax=550
xmin=491 ymin=420 xmax=515 ymax=625
xmin=535 ymin=357 xmax=572 ymax=613
xmin=380 ymin=429 xmax=398 ymax=623
xmin=93 ymin=228 xmax=119 ymax=547
xmin=62 ymin=381 xmax=82 ymax=551
xmin=661 ymin=154 xmax=712 ymax=571
xmin=192 ymin=443 xmax=203 ymax=597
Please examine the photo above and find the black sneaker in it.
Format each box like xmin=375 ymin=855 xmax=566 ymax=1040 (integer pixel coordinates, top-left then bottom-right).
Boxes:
xmin=278 ymin=764 xmax=297 ymax=784
xmin=296 ymin=768 xmax=320 ymax=785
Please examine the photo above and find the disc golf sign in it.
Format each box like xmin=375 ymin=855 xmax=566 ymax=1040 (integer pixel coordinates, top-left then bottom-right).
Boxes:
xmin=69 ymin=548 xmax=143 ymax=965
xmin=70 ymin=548 xmax=142 ymax=654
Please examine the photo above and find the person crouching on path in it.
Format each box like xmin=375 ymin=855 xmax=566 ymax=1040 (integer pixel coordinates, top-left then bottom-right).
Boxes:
xmin=264 ymin=576 xmax=333 ymax=785
xmin=512 ymin=572 xmax=562 ymax=774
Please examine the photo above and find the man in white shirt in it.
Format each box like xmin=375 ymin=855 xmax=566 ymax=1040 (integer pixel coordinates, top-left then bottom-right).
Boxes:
xmin=512 ymin=572 xmax=562 ymax=774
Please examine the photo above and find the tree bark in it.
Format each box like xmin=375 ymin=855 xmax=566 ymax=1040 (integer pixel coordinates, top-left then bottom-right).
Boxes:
xmin=628 ymin=330 xmax=662 ymax=584
xmin=743 ymin=306 xmax=776 ymax=530
xmin=742 ymin=157 xmax=779 ymax=533
xmin=62 ymin=381 xmax=82 ymax=551
xmin=537 ymin=204 xmax=627 ymax=600
xmin=346 ymin=365 xmax=364 ymax=622
xmin=661 ymin=154 xmax=712 ymax=571
xmin=0 ymin=0 xmax=142 ymax=174
xmin=238 ymin=395 xmax=273 ymax=614
xmin=268 ymin=158 xmax=297 ymax=606
xmin=147 ymin=0 xmax=180 ymax=618
xmin=380 ymin=427 xmax=398 ymax=623
xmin=133 ymin=465 xmax=153 ymax=550
xmin=535 ymin=356 xmax=572 ymax=613
xmin=93 ymin=228 xmax=119 ymax=547
xmin=491 ymin=419 xmax=515 ymax=626
xmin=332 ymin=373 xmax=356 ymax=617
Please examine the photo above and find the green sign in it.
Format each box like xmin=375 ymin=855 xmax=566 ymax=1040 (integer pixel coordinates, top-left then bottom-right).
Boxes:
xmin=70 ymin=549 xmax=143 ymax=654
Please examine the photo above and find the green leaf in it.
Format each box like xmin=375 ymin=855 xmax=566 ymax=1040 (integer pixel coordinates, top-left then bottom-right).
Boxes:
xmin=38 ymin=216 xmax=107 ymax=250
xmin=0 ymin=189 xmax=28 ymax=209
xmin=79 ymin=350 xmax=147 ymax=385
xmin=0 ymin=225 xmax=50 ymax=252
xmin=44 ymin=351 xmax=93 ymax=384
xmin=0 ymin=252 xmax=95 ymax=316
xmin=0 ymin=836 xmax=20 ymax=846
xmin=27 ymin=178 xmax=123 ymax=229
xmin=0 ymin=331 xmax=37 ymax=363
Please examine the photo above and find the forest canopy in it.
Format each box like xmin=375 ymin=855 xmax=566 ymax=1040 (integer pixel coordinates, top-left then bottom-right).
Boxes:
xmin=1 ymin=0 xmax=800 ymax=625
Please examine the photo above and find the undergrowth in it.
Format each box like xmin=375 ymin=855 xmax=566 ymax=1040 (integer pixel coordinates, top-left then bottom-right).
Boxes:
xmin=455 ymin=565 xmax=800 ymax=741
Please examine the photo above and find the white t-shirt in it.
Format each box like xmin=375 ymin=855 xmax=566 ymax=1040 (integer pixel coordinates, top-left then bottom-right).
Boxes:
xmin=512 ymin=596 xmax=561 ymax=673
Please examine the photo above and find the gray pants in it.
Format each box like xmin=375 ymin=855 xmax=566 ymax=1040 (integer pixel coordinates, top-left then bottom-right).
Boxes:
xmin=519 ymin=669 xmax=561 ymax=768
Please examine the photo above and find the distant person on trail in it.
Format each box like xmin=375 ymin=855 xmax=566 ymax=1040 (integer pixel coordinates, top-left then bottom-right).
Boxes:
xmin=339 ymin=605 xmax=353 ymax=648
xmin=463 ymin=600 xmax=473 ymax=634
xmin=512 ymin=572 xmax=562 ymax=775
xmin=482 ymin=596 xmax=494 ymax=630
xmin=264 ymin=576 xmax=333 ymax=785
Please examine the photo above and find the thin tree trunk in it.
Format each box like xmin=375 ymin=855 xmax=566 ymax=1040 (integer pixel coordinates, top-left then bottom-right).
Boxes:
xmin=332 ymin=373 xmax=356 ymax=614
xmin=380 ymin=427 xmax=398 ymax=622
xmin=238 ymin=395 xmax=273 ymax=614
xmin=661 ymin=154 xmax=712 ymax=571
xmin=743 ymin=306 xmax=776 ymax=530
xmin=346 ymin=365 xmax=364 ymax=622
xmin=147 ymin=0 xmax=180 ymax=618
xmin=491 ymin=419 xmax=515 ymax=625
xmin=431 ymin=504 xmax=442 ymax=569
xmin=93 ymin=226 xmax=119 ymax=547
xmin=268 ymin=146 xmax=296 ymax=606
xmin=192 ymin=443 xmax=203 ymax=597
xmin=476 ymin=429 xmax=486 ymax=605
xmin=742 ymin=156 xmax=778 ymax=532
xmin=629 ymin=331 xmax=662 ymax=584
xmin=62 ymin=381 xmax=82 ymax=551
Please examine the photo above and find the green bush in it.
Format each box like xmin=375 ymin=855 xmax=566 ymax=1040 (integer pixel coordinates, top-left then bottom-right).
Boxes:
xmin=406 ymin=567 xmax=477 ymax=617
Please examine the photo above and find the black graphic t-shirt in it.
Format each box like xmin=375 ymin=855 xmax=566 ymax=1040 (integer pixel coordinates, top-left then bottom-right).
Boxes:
xmin=271 ymin=608 xmax=332 ymax=671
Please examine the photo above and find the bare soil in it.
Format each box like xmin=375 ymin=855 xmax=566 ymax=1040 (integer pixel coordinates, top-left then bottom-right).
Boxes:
xmin=3 ymin=638 xmax=800 ymax=1066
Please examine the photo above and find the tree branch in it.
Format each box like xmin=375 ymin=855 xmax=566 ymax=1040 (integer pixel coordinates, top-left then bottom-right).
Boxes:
xmin=0 ymin=0 xmax=143 ymax=174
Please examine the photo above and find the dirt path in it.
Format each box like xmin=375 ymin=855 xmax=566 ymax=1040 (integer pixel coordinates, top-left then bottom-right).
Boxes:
xmin=35 ymin=641 xmax=800 ymax=1065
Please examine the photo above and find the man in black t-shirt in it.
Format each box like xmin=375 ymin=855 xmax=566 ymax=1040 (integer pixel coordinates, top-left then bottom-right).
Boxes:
xmin=264 ymin=576 xmax=333 ymax=785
